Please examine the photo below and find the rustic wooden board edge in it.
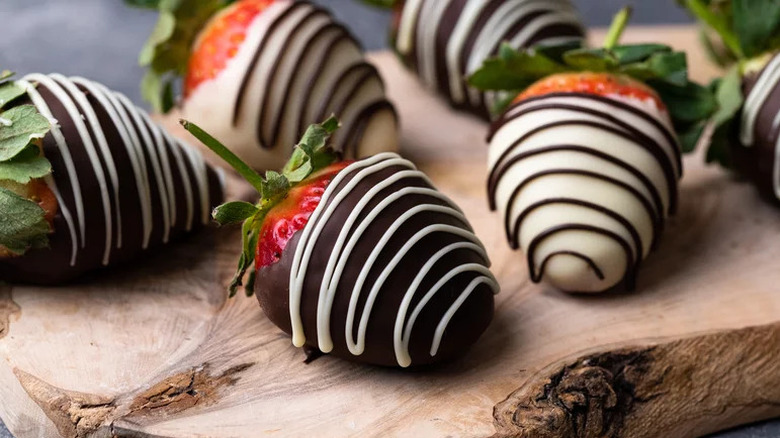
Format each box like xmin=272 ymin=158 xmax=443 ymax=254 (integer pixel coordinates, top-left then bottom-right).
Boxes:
xmin=493 ymin=322 xmax=780 ymax=438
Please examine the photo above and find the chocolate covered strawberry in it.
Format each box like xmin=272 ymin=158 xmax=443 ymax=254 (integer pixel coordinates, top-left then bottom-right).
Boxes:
xmin=130 ymin=0 xmax=398 ymax=171
xmin=364 ymin=0 xmax=585 ymax=118
xmin=183 ymin=117 xmax=498 ymax=367
xmin=0 ymin=71 xmax=224 ymax=284
xmin=679 ymin=0 xmax=780 ymax=205
xmin=468 ymin=8 xmax=715 ymax=293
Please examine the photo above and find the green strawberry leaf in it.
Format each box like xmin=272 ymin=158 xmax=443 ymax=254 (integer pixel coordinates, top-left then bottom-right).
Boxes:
xmin=0 ymin=186 xmax=51 ymax=256
xmin=283 ymin=115 xmax=340 ymax=183
xmin=621 ymin=52 xmax=688 ymax=87
xmin=535 ymin=40 xmax=584 ymax=64
xmin=0 ymin=105 xmax=51 ymax=162
xmin=134 ymin=0 xmax=236 ymax=112
xmin=182 ymin=117 xmax=342 ymax=297
xmin=650 ymin=80 xmax=717 ymax=124
xmin=468 ymin=43 xmax=567 ymax=91
xmin=213 ymin=201 xmax=259 ymax=226
xmin=732 ymin=0 xmax=780 ymax=58
xmin=260 ymin=170 xmax=290 ymax=201
xmin=0 ymin=76 xmax=54 ymax=256
xmin=611 ymin=44 xmax=672 ymax=64
xmin=563 ymin=48 xmax=619 ymax=72
xmin=141 ymin=71 xmax=176 ymax=114
xmin=0 ymin=81 xmax=26 ymax=110
xmin=699 ymin=27 xmax=738 ymax=68
xmin=677 ymin=121 xmax=708 ymax=154
xmin=680 ymin=0 xmax=744 ymax=59
xmin=0 ymin=150 xmax=51 ymax=184
xmin=710 ymin=66 xmax=744 ymax=127
xmin=704 ymin=67 xmax=744 ymax=168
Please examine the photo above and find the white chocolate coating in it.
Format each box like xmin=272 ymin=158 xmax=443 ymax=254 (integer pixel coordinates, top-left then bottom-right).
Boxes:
xmin=488 ymin=93 xmax=681 ymax=293
xmin=182 ymin=0 xmax=399 ymax=170
xmin=395 ymin=0 xmax=584 ymax=115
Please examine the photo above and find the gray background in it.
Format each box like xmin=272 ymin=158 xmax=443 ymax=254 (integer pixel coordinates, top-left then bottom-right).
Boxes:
xmin=0 ymin=1 xmax=777 ymax=437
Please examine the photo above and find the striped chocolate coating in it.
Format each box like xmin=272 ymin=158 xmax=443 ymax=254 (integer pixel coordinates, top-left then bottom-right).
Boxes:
xmin=394 ymin=0 xmax=585 ymax=117
xmin=183 ymin=0 xmax=399 ymax=171
xmin=256 ymin=153 xmax=498 ymax=367
xmin=487 ymin=93 xmax=681 ymax=293
xmin=0 ymin=74 xmax=224 ymax=285
xmin=737 ymin=52 xmax=780 ymax=204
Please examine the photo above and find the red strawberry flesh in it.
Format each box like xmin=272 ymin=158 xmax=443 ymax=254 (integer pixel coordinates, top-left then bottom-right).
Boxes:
xmin=255 ymin=161 xmax=352 ymax=268
xmin=515 ymin=72 xmax=667 ymax=111
xmin=184 ymin=0 xmax=275 ymax=97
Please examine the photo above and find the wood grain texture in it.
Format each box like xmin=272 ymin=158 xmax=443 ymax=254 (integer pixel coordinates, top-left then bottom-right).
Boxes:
xmin=0 ymin=27 xmax=778 ymax=438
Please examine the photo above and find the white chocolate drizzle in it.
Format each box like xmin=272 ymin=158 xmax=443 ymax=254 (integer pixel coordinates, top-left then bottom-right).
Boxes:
xmin=20 ymin=74 xmax=219 ymax=269
xmin=289 ymin=153 xmax=499 ymax=367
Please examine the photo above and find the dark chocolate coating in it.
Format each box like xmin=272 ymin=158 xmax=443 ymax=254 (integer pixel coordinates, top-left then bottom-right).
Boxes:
xmin=0 ymin=74 xmax=224 ymax=285
xmin=393 ymin=0 xmax=585 ymax=119
xmin=256 ymin=154 xmax=497 ymax=367
xmin=734 ymin=53 xmax=780 ymax=205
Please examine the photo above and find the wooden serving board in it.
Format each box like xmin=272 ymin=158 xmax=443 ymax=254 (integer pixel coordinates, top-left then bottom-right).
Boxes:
xmin=1 ymin=26 xmax=779 ymax=438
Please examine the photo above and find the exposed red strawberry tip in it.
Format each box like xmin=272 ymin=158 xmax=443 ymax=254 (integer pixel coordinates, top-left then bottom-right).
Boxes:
xmin=255 ymin=160 xmax=353 ymax=269
xmin=516 ymin=72 xmax=667 ymax=111
xmin=184 ymin=0 xmax=276 ymax=97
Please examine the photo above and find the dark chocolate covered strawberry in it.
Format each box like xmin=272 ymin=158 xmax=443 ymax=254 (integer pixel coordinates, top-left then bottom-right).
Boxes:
xmin=364 ymin=0 xmax=586 ymax=118
xmin=679 ymin=0 xmax=780 ymax=206
xmin=130 ymin=0 xmax=398 ymax=171
xmin=468 ymin=8 xmax=715 ymax=293
xmin=183 ymin=117 xmax=498 ymax=367
xmin=0 ymin=72 xmax=224 ymax=284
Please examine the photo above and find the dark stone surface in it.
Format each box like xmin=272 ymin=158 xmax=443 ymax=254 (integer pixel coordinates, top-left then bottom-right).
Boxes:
xmin=0 ymin=0 xmax=776 ymax=436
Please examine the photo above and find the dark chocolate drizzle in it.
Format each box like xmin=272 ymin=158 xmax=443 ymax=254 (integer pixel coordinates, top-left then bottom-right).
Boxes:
xmin=231 ymin=1 xmax=396 ymax=161
xmin=487 ymin=92 xmax=681 ymax=291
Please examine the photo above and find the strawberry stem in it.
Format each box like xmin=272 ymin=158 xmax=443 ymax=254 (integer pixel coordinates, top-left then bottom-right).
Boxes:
xmin=180 ymin=119 xmax=266 ymax=193
xmin=604 ymin=6 xmax=633 ymax=50
xmin=683 ymin=0 xmax=744 ymax=59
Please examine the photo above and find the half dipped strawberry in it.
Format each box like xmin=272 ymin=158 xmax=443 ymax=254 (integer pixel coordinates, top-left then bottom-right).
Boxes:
xmin=469 ymin=8 xmax=715 ymax=293
xmin=131 ymin=0 xmax=398 ymax=171
xmin=182 ymin=117 xmax=498 ymax=368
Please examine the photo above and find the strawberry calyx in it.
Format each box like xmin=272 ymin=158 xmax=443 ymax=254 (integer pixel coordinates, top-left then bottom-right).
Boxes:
xmin=181 ymin=116 xmax=342 ymax=297
xmin=255 ymin=161 xmax=350 ymax=268
xmin=468 ymin=7 xmax=717 ymax=154
xmin=0 ymin=71 xmax=55 ymax=258
xmin=678 ymin=0 xmax=780 ymax=169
